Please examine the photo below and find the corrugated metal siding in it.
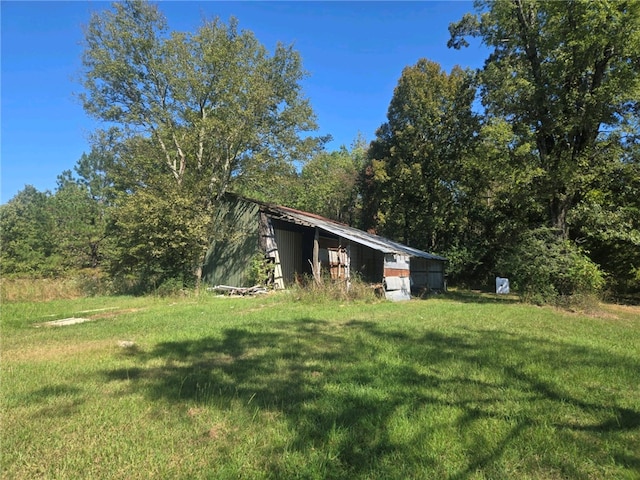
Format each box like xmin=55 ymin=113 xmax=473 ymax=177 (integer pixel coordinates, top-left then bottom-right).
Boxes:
xmin=384 ymin=254 xmax=410 ymax=272
xmin=349 ymin=243 xmax=384 ymax=282
xmin=213 ymin=194 xmax=448 ymax=291
xmin=427 ymin=261 xmax=445 ymax=290
xmin=410 ymin=257 xmax=445 ymax=290
xmin=267 ymin=207 xmax=447 ymax=262
xmin=274 ymin=228 xmax=303 ymax=285
xmin=383 ymin=254 xmax=411 ymax=300
xmin=203 ymin=197 xmax=261 ymax=287
xmin=411 ymin=257 xmax=428 ymax=288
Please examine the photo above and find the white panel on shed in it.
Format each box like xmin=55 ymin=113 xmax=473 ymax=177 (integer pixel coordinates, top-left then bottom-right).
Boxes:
xmin=384 ymin=276 xmax=411 ymax=301
xmin=384 ymin=254 xmax=410 ymax=269
xmin=384 ymin=276 xmax=405 ymax=291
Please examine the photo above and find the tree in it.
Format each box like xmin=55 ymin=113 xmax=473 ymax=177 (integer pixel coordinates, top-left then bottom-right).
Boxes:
xmin=80 ymin=0 xmax=323 ymax=287
xmin=497 ymin=227 xmax=605 ymax=304
xmin=0 ymin=148 xmax=113 ymax=276
xmin=97 ymin=134 xmax=217 ymax=290
xmin=362 ymin=59 xmax=480 ymax=253
xmin=570 ymin=157 xmax=640 ymax=294
xmin=106 ymin=186 xmax=210 ymax=291
xmin=0 ymin=186 xmax=60 ymax=275
xmin=449 ymin=0 xmax=640 ymax=238
xmin=294 ymin=138 xmax=367 ymax=224
xmin=52 ymin=147 xmax=113 ymax=269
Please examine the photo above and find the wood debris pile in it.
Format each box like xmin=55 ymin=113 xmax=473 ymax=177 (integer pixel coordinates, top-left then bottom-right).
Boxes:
xmin=209 ymin=285 xmax=269 ymax=296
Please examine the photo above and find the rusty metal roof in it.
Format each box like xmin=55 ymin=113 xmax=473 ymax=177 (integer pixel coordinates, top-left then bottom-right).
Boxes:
xmin=259 ymin=200 xmax=447 ymax=262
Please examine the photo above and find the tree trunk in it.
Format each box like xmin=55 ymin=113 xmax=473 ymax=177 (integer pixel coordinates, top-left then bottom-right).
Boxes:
xmin=194 ymin=246 xmax=208 ymax=293
xmin=550 ymin=195 xmax=571 ymax=239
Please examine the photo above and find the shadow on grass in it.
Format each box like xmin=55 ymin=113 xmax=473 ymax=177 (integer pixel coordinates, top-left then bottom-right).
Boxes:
xmin=100 ymin=318 xmax=640 ymax=479
xmin=22 ymin=384 xmax=85 ymax=418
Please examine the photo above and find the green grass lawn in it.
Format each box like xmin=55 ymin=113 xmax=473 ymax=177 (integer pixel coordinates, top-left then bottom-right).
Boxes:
xmin=2 ymin=292 xmax=639 ymax=479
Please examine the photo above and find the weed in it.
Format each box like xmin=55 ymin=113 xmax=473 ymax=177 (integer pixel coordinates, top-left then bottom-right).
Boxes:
xmin=289 ymin=273 xmax=379 ymax=303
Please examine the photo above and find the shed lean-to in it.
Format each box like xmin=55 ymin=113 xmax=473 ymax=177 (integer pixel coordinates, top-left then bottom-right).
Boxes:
xmin=203 ymin=194 xmax=447 ymax=300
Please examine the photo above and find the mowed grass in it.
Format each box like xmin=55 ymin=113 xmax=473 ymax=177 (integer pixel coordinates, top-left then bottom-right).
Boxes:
xmin=2 ymin=292 xmax=639 ymax=479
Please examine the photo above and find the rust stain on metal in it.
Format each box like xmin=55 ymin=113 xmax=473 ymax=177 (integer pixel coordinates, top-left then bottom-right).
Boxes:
xmin=384 ymin=268 xmax=410 ymax=277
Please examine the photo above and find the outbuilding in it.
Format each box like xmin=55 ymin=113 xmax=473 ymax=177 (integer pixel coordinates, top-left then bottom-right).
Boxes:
xmin=203 ymin=195 xmax=447 ymax=300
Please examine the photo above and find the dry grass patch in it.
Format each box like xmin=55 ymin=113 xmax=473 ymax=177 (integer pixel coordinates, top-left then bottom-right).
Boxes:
xmin=1 ymin=277 xmax=86 ymax=303
xmin=4 ymin=339 xmax=116 ymax=363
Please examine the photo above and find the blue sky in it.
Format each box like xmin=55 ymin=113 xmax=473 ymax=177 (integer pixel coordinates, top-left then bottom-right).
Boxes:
xmin=1 ymin=1 xmax=487 ymax=204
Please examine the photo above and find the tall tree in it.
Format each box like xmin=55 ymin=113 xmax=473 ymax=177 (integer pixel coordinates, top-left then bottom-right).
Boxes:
xmin=362 ymin=59 xmax=479 ymax=253
xmin=570 ymin=153 xmax=640 ymax=294
xmin=82 ymin=0 xmax=320 ymax=198
xmin=80 ymin=0 xmax=323 ymax=287
xmin=0 ymin=186 xmax=59 ymax=275
xmin=52 ymin=147 xmax=113 ymax=269
xmin=294 ymin=139 xmax=367 ymax=224
xmin=449 ymin=0 xmax=640 ymax=238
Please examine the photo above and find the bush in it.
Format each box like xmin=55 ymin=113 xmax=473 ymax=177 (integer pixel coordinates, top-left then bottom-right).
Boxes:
xmin=443 ymin=244 xmax=494 ymax=290
xmin=154 ymin=277 xmax=194 ymax=297
xmin=246 ymin=254 xmax=276 ymax=287
xmin=498 ymin=228 xmax=605 ymax=306
xmin=72 ymin=268 xmax=113 ymax=296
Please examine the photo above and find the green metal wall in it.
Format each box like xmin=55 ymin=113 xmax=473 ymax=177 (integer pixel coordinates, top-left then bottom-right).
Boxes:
xmin=202 ymin=197 xmax=261 ymax=287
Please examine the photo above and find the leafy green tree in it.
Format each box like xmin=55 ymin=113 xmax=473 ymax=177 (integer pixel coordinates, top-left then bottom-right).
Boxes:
xmin=73 ymin=144 xmax=115 ymax=205
xmin=362 ymin=59 xmax=480 ymax=253
xmin=449 ymin=0 xmax=640 ymax=238
xmin=53 ymin=168 xmax=109 ymax=270
xmin=80 ymin=0 xmax=323 ymax=287
xmin=233 ymin=159 xmax=301 ymax=207
xmin=106 ymin=186 xmax=209 ymax=291
xmin=1 ymin=147 xmax=113 ymax=276
xmin=570 ymin=158 xmax=640 ymax=294
xmin=497 ymin=227 xmax=605 ymax=305
xmin=0 ymin=186 xmax=60 ymax=275
xmin=94 ymin=134 xmax=214 ymax=290
xmin=294 ymin=139 xmax=367 ymax=224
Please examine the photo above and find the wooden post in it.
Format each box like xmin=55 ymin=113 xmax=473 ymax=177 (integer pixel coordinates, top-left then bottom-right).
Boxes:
xmin=345 ymin=244 xmax=351 ymax=292
xmin=313 ymin=227 xmax=322 ymax=284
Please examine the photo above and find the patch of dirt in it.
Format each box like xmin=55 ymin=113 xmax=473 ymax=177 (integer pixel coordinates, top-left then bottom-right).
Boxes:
xmin=38 ymin=317 xmax=93 ymax=327
xmin=78 ymin=307 xmax=119 ymax=314
xmin=89 ymin=308 xmax=145 ymax=319
xmin=207 ymin=425 xmax=225 ymax=440
xmin=34 ymin=308 xmax=145 ymax=328
xmin=187 ymin=407 xmax=205 ymax=417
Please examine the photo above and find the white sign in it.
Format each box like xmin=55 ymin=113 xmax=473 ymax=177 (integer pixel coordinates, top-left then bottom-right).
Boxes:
xmin=496 ymin=277 xmax=510 ymax=294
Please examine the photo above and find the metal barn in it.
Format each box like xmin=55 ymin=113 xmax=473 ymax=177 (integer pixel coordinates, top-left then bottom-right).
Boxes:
xmin=203 ymin=195 xmax=447 ymax=300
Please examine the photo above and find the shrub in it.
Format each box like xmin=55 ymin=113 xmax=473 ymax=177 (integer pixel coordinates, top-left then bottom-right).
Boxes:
xmin=498 ymin=228 xmax=605 ymax=305
xmin=154 ymin=277 xmax=194 ymax=297
xmin=246 ymin=254 xmax=276 ymax=287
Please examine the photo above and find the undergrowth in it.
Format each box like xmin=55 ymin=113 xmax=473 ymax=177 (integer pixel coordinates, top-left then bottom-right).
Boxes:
xmin=287 ymin=274 xmax=380 ymax=303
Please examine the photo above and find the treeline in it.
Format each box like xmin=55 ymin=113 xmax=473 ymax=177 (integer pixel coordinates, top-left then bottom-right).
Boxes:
xmin=2 ymin=0 xmax=639 ymax=303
